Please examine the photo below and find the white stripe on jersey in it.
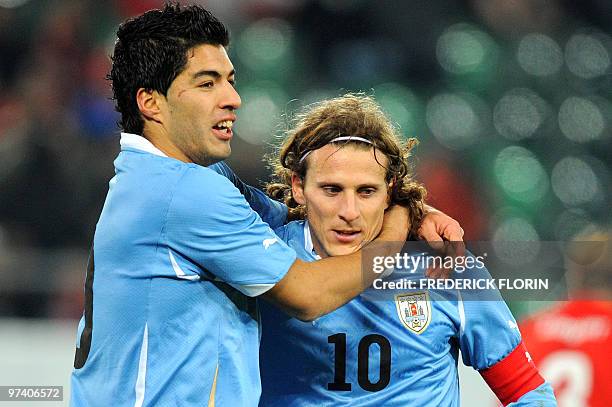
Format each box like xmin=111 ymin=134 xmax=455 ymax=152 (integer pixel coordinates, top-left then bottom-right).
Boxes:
xmin=169 ymin=250 xmax=201 ymax=281
xmin=170 ymin=248 xmax=274 ymax=296
xmin=457 ymin=290 xmax=466 ymax=338
xmin=134 ymin=323 xmax=148 ymax=407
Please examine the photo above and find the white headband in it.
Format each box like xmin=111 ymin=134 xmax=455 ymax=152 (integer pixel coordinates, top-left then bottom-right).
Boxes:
xmin=298 ymin=136 xmax=374 ymax=163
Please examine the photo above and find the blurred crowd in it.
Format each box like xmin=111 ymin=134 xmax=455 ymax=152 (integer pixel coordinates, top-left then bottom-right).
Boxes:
xmin=0 ymin=0 xmax=610 ymax=318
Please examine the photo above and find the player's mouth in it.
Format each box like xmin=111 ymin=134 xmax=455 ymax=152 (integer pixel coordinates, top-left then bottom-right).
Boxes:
xmin=332 ymin=229 xmax=361 ymax=244
xmin=212 ymin=119 xmax=234 ymax=141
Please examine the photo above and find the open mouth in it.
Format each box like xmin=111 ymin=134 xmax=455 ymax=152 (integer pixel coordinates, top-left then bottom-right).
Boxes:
xmin=212 ymin=120 xmax=234 ymax=139
xmin=333 ymin=229 xmax=361 ymax=243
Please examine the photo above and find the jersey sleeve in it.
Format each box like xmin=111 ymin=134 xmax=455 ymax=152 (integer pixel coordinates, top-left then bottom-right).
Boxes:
xmin=456 ymin=263 xmax=554 ymax=405
xmin=164 ymin=166 xmax=296 ymax=297
xmin=455 ymin=261 xmax=522 ymax=369
xmin=457 ymin=295 xmax=521 ymax=370
xmin=507 ymin=383 xmax=557 ymax=406
xmin=208 ymin=161 xmax=287 ymax=229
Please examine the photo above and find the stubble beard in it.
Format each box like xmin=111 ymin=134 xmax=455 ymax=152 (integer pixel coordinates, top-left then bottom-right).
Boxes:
xmin=177 ymin=132 xmax=231 ymax=167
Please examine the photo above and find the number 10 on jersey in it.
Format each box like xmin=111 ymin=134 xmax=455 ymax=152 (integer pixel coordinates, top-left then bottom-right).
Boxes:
xmin=327 ymin=333 xmax=392 ymax=392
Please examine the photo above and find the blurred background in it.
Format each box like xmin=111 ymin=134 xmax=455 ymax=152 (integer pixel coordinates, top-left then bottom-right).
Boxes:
xmin=0 ymin=0 xmax=610 ymax=405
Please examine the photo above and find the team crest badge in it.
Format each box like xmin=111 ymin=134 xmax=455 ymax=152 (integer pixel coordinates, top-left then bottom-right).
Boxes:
xmin=395 ymin=292 xmax=431 ymax=334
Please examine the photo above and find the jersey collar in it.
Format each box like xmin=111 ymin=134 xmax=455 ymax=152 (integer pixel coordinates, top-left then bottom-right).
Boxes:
xmin=303 ymin=221 xmax=321 ymax=260
xmin=120 ymin=132 xmax=168 ymax=158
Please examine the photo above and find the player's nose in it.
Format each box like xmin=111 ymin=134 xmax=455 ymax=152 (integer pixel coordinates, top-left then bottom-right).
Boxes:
xmin=220 ymin=82 xmax=241 ymax=111
xmin=338 ymin=193 xmax=360 ymax=223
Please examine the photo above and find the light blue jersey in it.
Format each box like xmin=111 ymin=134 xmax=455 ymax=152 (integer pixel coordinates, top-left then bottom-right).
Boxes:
xmin=260 ymin=220 xmax=556 ymax=406
xmin=71 ymin=134 xmax=296 ymax=407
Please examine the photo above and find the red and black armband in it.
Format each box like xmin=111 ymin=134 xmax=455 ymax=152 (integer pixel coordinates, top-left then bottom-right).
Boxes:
xmin=479 ymin=341 xmax=545 ymax=406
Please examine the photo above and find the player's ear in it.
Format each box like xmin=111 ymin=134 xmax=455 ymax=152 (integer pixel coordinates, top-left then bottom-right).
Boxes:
xmin=291 ymin=172 xmax=306 ymax=205
xmin=136 ymin=88 xmax=165 ymax=124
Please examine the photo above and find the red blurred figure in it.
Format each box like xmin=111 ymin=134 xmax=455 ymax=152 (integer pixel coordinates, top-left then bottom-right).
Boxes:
xmin=521 ymin=231 xmax=612 ymax=407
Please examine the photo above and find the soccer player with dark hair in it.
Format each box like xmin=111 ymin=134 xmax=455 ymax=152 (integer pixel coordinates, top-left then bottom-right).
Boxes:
xmin=70 ymin=4 xmax=463 ymax=406
xmin=259 ymin=94 xmax=557 ymax=406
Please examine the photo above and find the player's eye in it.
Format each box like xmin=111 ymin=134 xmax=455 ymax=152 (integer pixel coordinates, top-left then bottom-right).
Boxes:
xmin=322 ymin=186 xmax=341 ymax=195
xmin=228 ymin=78 xmax=236 ymax=87
xmin=199 ymin=81 xmax=214 ymax=88
xmin=359 ymin=188 xmax=377 ymax=197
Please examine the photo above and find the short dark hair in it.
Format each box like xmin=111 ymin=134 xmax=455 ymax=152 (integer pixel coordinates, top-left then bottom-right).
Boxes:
xmin=108 ymin=3 xmax=229 ymax=134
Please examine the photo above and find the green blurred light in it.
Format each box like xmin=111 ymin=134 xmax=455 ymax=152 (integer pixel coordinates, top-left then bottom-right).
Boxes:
xmin=558 ymin=97 xmax=605 ymax=143
xmin=494 ymin=216 xmax=540 ymax=241
xmin=517 ymin=33 xmax=563 ymax=76
xmin=554 ymin=209 xmax=594 ymax=241
xmin=494 ymin=88 xmax=547 ymax=141
xmin=234 ymin=82 xmax=287 ymax=145
xmin=494 ymin=146 xmax=549 ymax=203
xmin=374 ymin=83 xmax=422 ymax=139
xmin=493 ymin=216 xmax=541 ymax=265
xmin=236 ymin=18 xmax=293 ymax=72
xmin=426 ymin=93 xmax=483 ymax=150
xmin=565 ymin=33 xmax=610 ymax=79
xmin=436 ymin=23 xmax=497 ymax=76
xmin=0 ymin=0 xmax=29 ymax=8
xmin=551 ymin=156 xmax=601 ymax=206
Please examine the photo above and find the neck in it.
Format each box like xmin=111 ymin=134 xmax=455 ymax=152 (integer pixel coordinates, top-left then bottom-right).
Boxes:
xmin=143 ymin=126 xmax=191 ymax=163
xmin=305 ymin=221 xmax=327 ymax=259
xmin=312 ymin=240 xmax=328 ymax=259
